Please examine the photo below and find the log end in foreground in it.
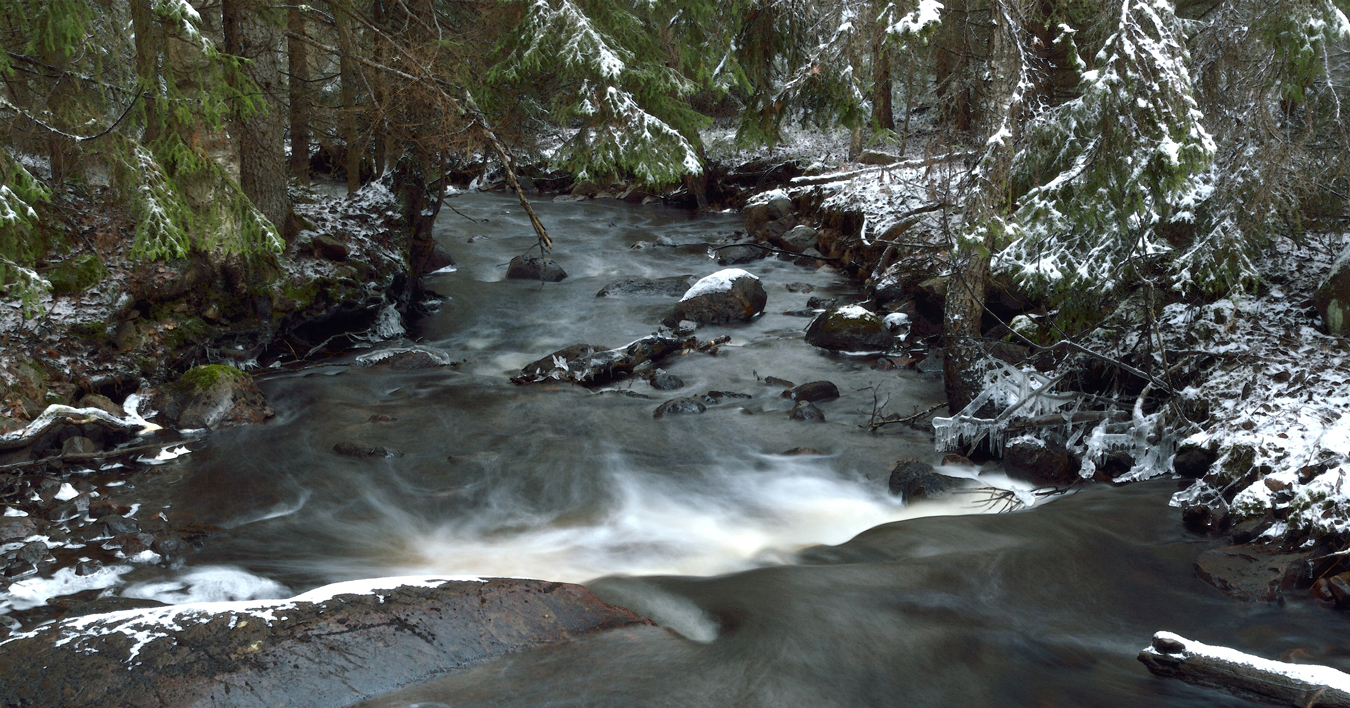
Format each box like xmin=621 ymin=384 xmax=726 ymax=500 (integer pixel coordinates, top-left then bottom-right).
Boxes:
xmin=1139 ymin=631 xmax=1350 ymax=707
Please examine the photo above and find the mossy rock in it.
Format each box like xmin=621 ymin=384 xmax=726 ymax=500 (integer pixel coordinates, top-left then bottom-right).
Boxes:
xmin=46 ymin=253 xmax=107 ymax=295
xmin=175 ymin=364 xmax=249 ymax=393
xmin=153 ymin=365 xmax=271 ymax=429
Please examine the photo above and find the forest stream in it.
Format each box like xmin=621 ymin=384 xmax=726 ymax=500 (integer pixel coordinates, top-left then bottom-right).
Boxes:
xmin=8 ymin=193 xmax=1348 ymax=706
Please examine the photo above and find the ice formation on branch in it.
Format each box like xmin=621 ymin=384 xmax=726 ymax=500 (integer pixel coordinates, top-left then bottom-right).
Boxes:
xmin=933 ymin=360 xmax=1175 ymax=483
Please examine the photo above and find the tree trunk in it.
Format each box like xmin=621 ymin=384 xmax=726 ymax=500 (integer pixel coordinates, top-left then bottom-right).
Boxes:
xmin=942 ymin=227 xmax=995 ymax=414
xmin=131 ymin=0 xmax=161 ymax=145
xmin=223 ymin=0 xmax=292 ymax=230
xmin=871 ymin=34 xmax=894 ymax=132
xmin=334 ymin=2 xmax=362 ymax=195
xmin=287 ymin=6 xmax=310 ymax=186
xmin=371 ymin=0 xmax=387 ymax=179
xmin=39 ymin=44 xmax=77 ymax=188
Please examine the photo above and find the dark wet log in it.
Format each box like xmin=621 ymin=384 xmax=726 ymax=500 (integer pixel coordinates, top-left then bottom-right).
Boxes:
xmin=0 ymin=577 xmax=651 ymax=708
xmin=1138 ymin=632 xmax=1350 ymax=707
xmin=512 ymin=334 xmax=685 ymax=387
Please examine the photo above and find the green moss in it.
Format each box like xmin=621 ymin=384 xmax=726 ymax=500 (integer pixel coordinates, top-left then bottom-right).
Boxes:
xmin=280 ymin=280 xmax=321 ymax=309
xmin=175 ymin=364 xmax=247 ymax=392
xmin=164 ymin=316 xmax=211 ymax=349
xmin=46 ymin=252 xmax=107 ymax=295
xmin=70 ymin=320 xmax=109 ymax=342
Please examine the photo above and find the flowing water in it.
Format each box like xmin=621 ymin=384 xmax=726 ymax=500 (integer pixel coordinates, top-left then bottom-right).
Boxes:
xmin=25 ymin=193 xmax=1350 ymax=705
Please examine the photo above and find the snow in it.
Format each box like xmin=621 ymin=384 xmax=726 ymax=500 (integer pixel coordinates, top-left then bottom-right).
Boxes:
xmin=887 ymin=0 xmax=943 ymax=36
xmin=2 ymin=565 xmax=133 ymax=612
xmin=3 ymin=508 xmax=27 ymax=517
xmin=680 ymin=269 xmax=756 ymax=302
xmin=836 ymin=304 xmax=874 ymax=320
xmin=1143 ymin=632 xmax=1350 ymax=694
xmin=53 ymin=484 xmax=78 ymax=502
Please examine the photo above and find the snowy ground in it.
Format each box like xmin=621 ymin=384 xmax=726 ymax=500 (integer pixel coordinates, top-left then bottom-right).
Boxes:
xmin=1168 ymin=232 xmax=1350 ymax=546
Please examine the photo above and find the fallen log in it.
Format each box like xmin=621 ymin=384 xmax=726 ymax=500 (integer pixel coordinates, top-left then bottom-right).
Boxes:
xmin=511 ymin=334 xmax=685 ymax=387
xmin=1138 ymin=631 xmax=1350 ymax=707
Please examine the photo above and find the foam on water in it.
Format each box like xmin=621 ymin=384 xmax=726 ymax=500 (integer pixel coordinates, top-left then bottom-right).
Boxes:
xmin=294 ymin=452 xmax=1000 ymax=584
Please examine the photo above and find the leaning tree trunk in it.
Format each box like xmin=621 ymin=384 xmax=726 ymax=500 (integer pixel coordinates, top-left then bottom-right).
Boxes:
xmin=287 ymin=6 xmax=310 ymax=186
xmin=223 ymin=0 xmax=292 ymax=231
xmin=942 ymin=228 xmax=995 ymax=414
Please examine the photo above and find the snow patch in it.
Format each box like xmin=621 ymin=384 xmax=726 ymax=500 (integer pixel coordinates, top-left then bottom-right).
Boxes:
xmin=680 ymin=269 xmax=756 ymax=302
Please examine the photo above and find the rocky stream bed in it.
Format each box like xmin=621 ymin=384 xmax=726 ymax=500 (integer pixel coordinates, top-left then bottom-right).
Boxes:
xmin=0 ymin=176 xmax=1347 ymax=706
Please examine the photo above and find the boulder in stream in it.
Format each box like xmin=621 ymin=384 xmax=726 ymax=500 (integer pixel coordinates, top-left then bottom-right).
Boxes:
xmin=0 ymin=577 xmax=650 ymax=708
xmin=654 ymin=397 xmax=707 ymax=418
xmin=513 ymin=335 xmax=684 ymax=387
xmin=649 ymin=370 xmax=685 ymax=391
xmin=775 ymin=225 xmax=819 ymax=253
xmin=782 ymin=380 xmax=840 ymax=403
xmin=506 ymin=254 xmax=568 ymax=282
xmin=789 ymin=400 xmax=825 ymax=422
xmin=804 ymin=305 xmax=895 ymax=352
xmin=1003 ymin=434 xmax=1080 ymax=486
xmin=662 ymin=269 xmax=767 ymax=327
xmin=888 ymin=459 xmax=957 ymax=503
xmin=150 ymin=365 xmax=274 ymax=430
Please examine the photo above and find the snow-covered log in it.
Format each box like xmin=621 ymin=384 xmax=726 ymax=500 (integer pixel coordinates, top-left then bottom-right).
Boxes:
xmin=1139 ymin=631 xmax=1350 ymax=707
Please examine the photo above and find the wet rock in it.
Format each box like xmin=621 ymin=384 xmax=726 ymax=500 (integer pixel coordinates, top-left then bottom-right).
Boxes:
xmin=672 ymin=320 xmax=698 ymax=336
xmin=744 ymin=192 xmax=794 ymax=236
xmin=1003 ymin=435 xmax=1080 ymax=486
xmin=704 ymin=391 xmax=752 ymax=402
xmin=506 ymin=255 xmax=568 ymax=282
xmin=368 ymin=414 xmax=398 ymax=423
xmin=763 ymin=376 xmax=795 ymax=388
xmin=78 ymin=394 xmax=124 ymax=418
xmin=151 ymin=365 xmax=273 ymax=430
xmin=75 ymin=560 xmax=104 ymax=577
xmin=648 ymin=370 xmax=684 ymax=391
xmin=513 ymin=335 xmax=683 ymax=387
xmin=776 ymin=225 xmax=819 ymax=253
xmin=804 ymin=305 xmax=895 ymax=352
xmin=782 ymin=381 xmax=840 ymax=403
xmin=654 ymin=398 xmax=707 ymax=418
xmin=663 ymin=269 xmax=767 ymax=327
xmin=379 ymin=350 xmax=445 ymax=371
xmin=596 ymin=276 xmax=694 ymax=298
xmin=783 ymin=309 xmax=818 ymax=318
xmin=1194 ymin=546 xmax=1307 ymax=602
xmin=0 ymin=578 xmax=650 ymax=708
xmin=806 ymin=296 xmax=838 ymax=310
xmin=942 ymin=453 xmax=975 ymax=466
xmin=333 ymin=442 xmax=402 ymax=459
xmin=780 ymin=447 xmax=823 ymax=456
xmin=785 ymin=282 xmax=814 ymax=293
xmin=97 ymin=515 xmax=140 ymax=537
xmin=0 ymin=518 xmax=36 ymax=541
xmin=1314 ymin=240 xmax=1350 ymax=335
xmin=311 ymin=234 xmax=351 ymax=261
xmin=888 ymin=459 xmax=956 ymax=502
xmin=789 ymin=401 xmax=825 ymax=422
xmin=716 ymin=243 xmax=764 ymax=265
xmin=1173 ymin=445 xmax=1216 ymax=479
xmin=61 ymin=436 xmax=99 ymax=455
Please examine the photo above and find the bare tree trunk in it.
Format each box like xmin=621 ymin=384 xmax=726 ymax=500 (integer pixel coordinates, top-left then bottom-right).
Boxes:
xmin=942 ymin=227 xmax=995 ymax=413
xmin=287 ymin=6 xmax=310 ymax=186
xmin=131 ymin=0 xmax=161 ymax=145
xmin=334 ymin=2 xmax=362 ymax=195
xmin=223 ymin=0 xmax=292 ymax=230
